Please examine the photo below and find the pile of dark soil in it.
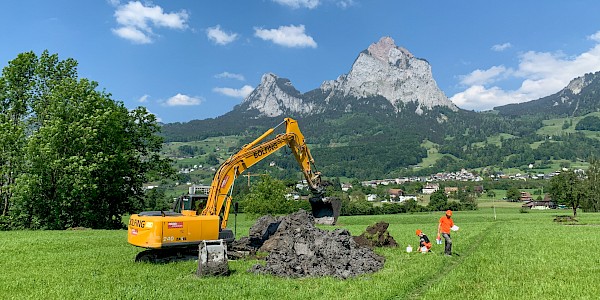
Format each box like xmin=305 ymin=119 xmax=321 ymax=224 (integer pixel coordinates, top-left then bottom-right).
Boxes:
xmin=352 ymin=221 xmax=398 ymax=248
xmin=241 ymin=210 xmax=384 ymax=279
xmin=229 ymin=214 xmax=284 ymax=260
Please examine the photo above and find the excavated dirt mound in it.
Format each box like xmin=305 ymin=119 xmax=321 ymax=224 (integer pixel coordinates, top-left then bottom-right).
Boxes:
xmin=353 ymin=221 xmax=398 ymax=248
xmin=248 ymin=210 xmax=385 ymax=279
xmin=231 ymin=214 xmax=282 ymax=252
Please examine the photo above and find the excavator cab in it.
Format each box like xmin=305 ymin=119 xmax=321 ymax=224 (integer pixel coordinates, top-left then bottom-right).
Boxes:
xmin=173 ymin=194 xmax=208 ymax=213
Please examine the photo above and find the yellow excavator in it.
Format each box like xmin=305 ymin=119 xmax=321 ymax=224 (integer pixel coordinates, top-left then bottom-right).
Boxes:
xmin=128 ymin=118 xmax=340 ymax=262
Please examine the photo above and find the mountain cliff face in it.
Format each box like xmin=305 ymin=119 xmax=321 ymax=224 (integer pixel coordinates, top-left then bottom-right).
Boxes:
xmin=321 ymin=37 xmax=457 ymax=115
xmin=243 ymin=73 xmax=322 ymax=117
xmin=494 ymin=70 xmax=600 ymax=117
xmin=240 ymin=37 xmax=458 ymax=117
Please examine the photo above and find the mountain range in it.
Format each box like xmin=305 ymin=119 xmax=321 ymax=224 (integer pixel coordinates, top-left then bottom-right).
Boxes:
xmin=161 ymin=37 xmax=600 ymax=180
xmin=241 ymin=37 xmax=456 ymax=118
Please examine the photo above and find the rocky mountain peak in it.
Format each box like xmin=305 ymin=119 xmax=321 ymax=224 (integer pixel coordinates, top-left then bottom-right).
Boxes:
xmin=566 ymin=75 xmax=589 ymax=95
xmin=367 ymin=36 xmax=413 ymax=64
xmin=329 ymin=37 xmax=457 ymax=113
xmin=260 ymin=72 xmax=277 ymax=86
xmin=241 ymin=73 xmax=317 ymax=117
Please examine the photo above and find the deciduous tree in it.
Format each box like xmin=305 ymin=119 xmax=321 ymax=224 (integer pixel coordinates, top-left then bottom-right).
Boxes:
xmin=0 ymin=52 xmax=37 ymax=226
xmin=549 ymin=170 xmax=585 ymax=217
xmin=428 ymin=190 xmax=448 ymax=211
xmin=1 ymin=51 xmax=173 ymax=229
xmin=582 ymin=158 xmax=600 ymax=212
xmin=506 ymin=187 xmax=521 ymax=202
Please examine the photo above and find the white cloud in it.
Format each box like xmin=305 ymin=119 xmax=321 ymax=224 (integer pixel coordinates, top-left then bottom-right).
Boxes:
xmin=589 ymin=31 xmax=600 ymax=42
xmin=112 ymin=26 xmax=151 ymax=44
xmin=254 ymin=24 xmax=317 ymax=48
xmin=451 ymin=31 xmax=600 ymax=111
xmin=213 ymin=85 xmax=254 ymax=98
xmin=336 ymin=0 xmax=355 ymax=8
xmin=273 ymin=0 xmax=320 ymax=9
xmin=165 ymin=93 xmax=202 ymax=106
xmin=112 ymin=1 xmax=189 ymax=44
xmin=138 ymin=94 xmax=149 ymax=103
xmin=451 ymin=85 xmax=528 ymax=111
xmin=459 ymin=65 xmax=511 ymax=86
xmin=215 ymin=72 xmax=245 ymax=81
xmin=491 ymin=42 xmax=512 ymax=52
xmin=206 ymin=25 xmax=238 ymax=45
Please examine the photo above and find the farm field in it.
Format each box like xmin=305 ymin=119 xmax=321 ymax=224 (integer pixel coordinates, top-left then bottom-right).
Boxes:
xmin=536 ymin=112 xmax=600 ymax=139
xmin=2 ymin=208 xmax=600 ymax=299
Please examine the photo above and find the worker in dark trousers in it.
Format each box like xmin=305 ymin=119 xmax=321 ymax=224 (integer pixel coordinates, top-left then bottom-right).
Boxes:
xmin=437 ymin=210 xmax=454 ymax=256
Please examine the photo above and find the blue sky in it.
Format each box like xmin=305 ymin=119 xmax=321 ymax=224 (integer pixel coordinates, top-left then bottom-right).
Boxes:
xmin=2 ymin=0 xmax=600 ymax=123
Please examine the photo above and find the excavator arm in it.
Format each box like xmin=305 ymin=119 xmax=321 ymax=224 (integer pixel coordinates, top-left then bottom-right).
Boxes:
xmin=201 ymin=118 xmax=328 ymax=229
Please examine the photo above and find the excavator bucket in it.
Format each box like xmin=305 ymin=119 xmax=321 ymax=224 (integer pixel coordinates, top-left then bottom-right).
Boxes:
xmin=196 ymin=239 xmax=229 ymax=276
xmin=309 ymin=196 xmax=341 ymax=225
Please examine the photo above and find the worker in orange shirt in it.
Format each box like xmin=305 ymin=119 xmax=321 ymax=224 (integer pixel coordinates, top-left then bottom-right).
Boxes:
xmin=437 ymin=210 xmax=454 ymax=256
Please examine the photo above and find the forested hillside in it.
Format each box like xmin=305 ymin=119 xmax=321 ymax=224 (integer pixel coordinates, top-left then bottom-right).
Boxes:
xmin=160 ymin=100 xmax=600 ymax=181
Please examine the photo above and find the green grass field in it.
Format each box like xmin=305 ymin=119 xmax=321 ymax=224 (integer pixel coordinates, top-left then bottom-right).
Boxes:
xmin=472 ymin=133 xmax=516 ymax=148
xmin=536 ymin=112 xmax=600 ymax=140
xmin=2 ymin=208 xmax=600 ymax=299
xmin=417 ymin=140 xmax=459 ymax=169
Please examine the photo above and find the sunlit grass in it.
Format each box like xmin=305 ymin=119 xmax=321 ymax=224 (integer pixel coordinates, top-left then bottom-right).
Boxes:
xmin=472 ymin=133 xmax=516 ymax=147
xmin=2 ymin=209 xmax=600 ymax=299
xmin=536 ymin=112 xmax=600 ymax=140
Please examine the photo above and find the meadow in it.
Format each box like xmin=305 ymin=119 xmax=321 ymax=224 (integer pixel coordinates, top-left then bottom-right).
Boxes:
xmin=1 ymin=207 xmax=600 ymax=299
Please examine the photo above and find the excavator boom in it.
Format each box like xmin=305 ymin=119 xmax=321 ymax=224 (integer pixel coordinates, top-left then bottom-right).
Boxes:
xmin=201 ymin=118 xmax=334 ymax=229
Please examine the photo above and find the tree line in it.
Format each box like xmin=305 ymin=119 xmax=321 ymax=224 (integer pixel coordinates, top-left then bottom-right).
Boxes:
xmin=238 ymin=175 xmax=478 ymax=218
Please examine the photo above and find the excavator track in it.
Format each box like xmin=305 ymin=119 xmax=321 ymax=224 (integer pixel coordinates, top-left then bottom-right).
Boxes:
xmin=134 ymin=229 xmax=235 ymax=263
xmin=135 ymin=247 xmax=199 ymax=263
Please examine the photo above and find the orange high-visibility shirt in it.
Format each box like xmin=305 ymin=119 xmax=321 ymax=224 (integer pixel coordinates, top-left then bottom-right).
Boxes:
xmin=439 ymin=216 xmax=454 ymax=234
